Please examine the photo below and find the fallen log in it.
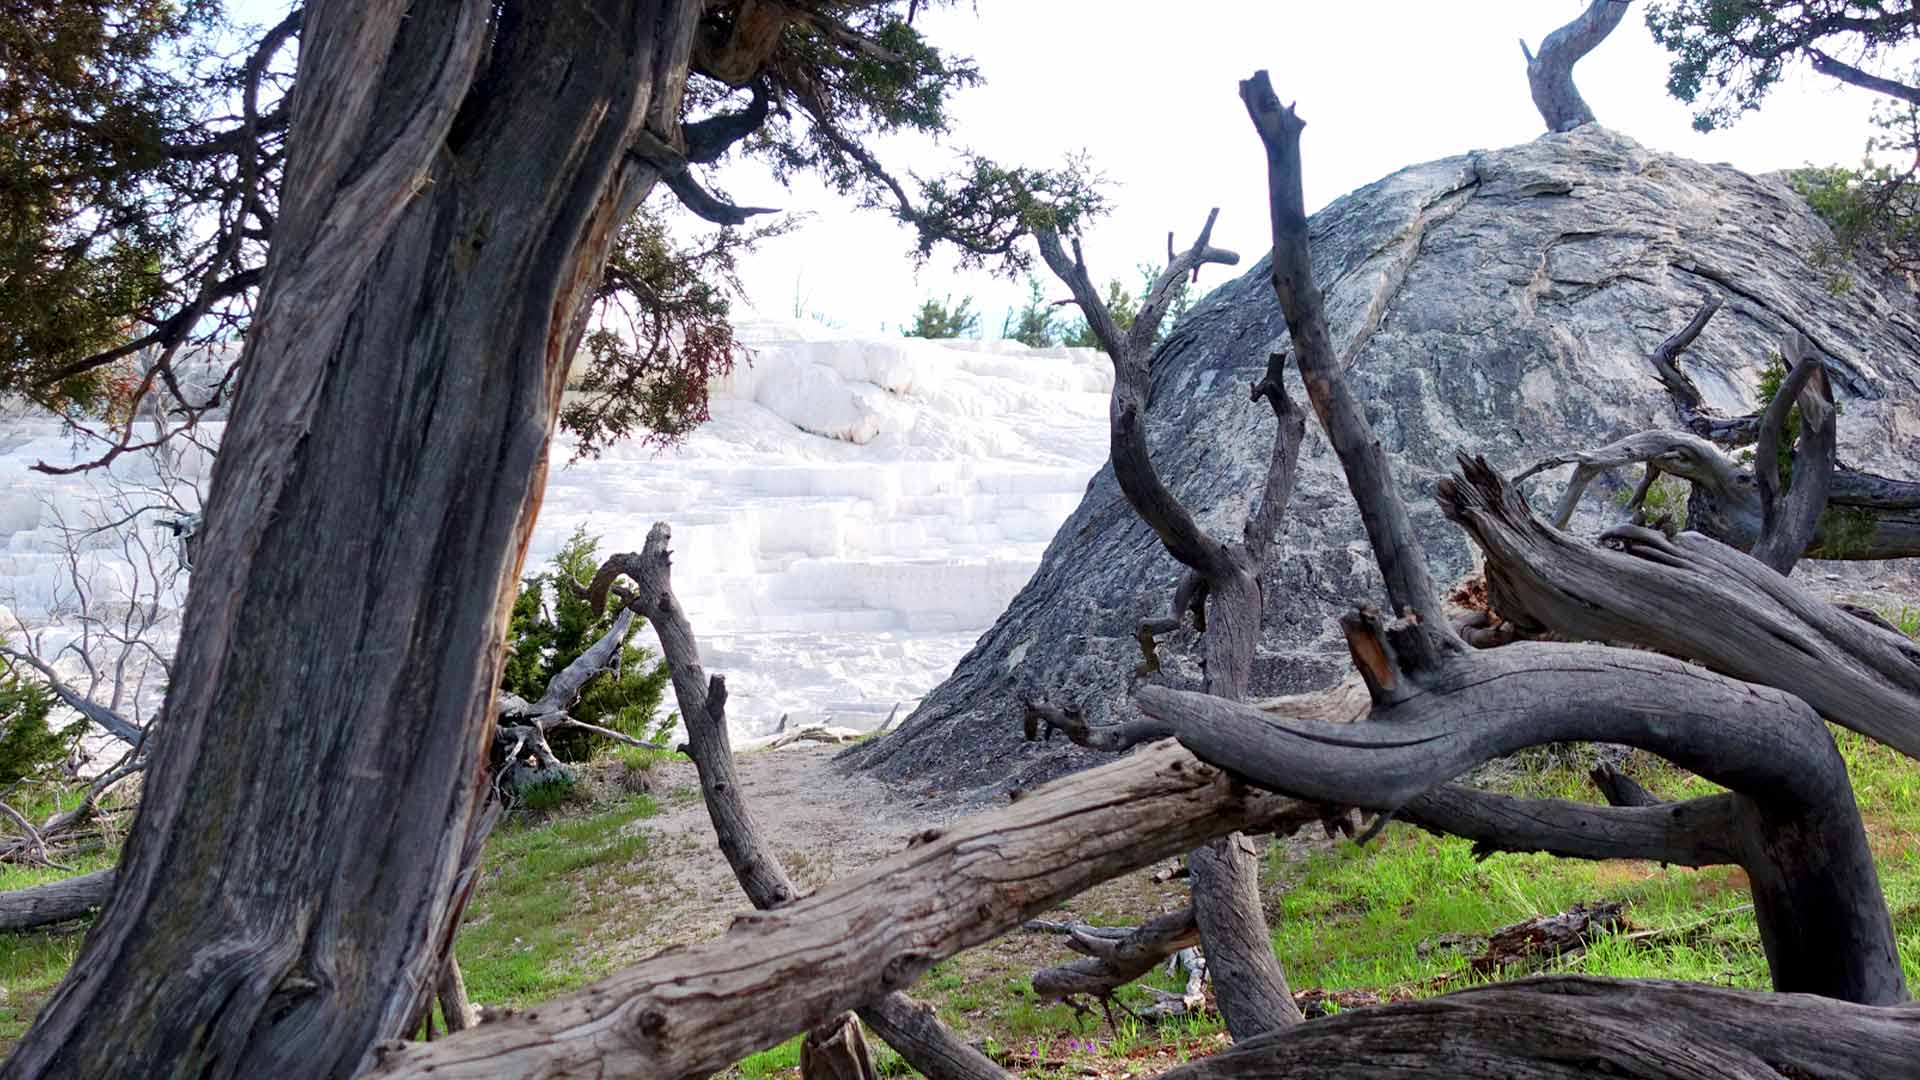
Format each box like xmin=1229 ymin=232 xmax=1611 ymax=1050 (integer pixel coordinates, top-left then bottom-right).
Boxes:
xmin=1153 ymin=976 xmax=1920 ymax=1079
xmin=0 ymin=868 xmax=114 ymax=932
xmin=363 ymin=741 xmax=1319 ymax=1079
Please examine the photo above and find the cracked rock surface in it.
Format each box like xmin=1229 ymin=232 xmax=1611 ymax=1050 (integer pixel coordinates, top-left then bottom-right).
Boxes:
xmin=845 ymin=125 xmax=1920 ymax=799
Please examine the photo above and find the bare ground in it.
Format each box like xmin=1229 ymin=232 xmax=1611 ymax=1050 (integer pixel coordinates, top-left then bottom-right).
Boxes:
xmin=602 ymin=743 xmax=954 ymax=965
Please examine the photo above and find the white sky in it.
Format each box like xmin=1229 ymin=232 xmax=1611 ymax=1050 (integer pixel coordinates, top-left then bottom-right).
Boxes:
xmin=704 ymin=1 xmax=1892 ymax=336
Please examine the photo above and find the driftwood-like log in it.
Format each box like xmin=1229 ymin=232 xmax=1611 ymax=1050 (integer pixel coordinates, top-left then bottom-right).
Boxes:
xmin=0 ymin=868 xmax=114 ymax=932
xmin=1519 ymin=0 xmax=1630 ymax=132
xmin=364 ymin=741 xmax=1319 ymax=1079
xmin=592 ymin=523 xmax=1005 ymax=1080
xmin=1152 ymin=976 xmax=1920 ymax=1079
xmin=1443 ymin=455 xmax=1920 ymax=761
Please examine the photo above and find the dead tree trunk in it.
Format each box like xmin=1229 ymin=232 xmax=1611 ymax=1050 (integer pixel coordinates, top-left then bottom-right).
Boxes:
xmin=591 ymin=525 xmax=1009 ymax=1080
xmin=1521 ymin=0 xmax=1630 ymax=132
xmin=1029 ymin=212 xmax=1306 ymax=1036
xmin=0 ymin=3 xmax=705 ymax=1076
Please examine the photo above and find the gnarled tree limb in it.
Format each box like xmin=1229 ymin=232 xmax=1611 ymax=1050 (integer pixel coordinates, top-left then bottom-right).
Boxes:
xmin=1129 ymin=638 xmax=1904 ymax=1005
xmin=1152 ymin=976 xmax=1920 ymax=1079
xmin=1520 ymin=0 xmax=1631 ymax=132
xmin=1443 ymin=455 xmax=1920 ymax=760
xmin=1240 ymin=71 xmax=1461 ymax=668
xmin=592 ymin=523 xmax=1007 ymax=1080
xmin=1749 ymin=333 xmax=1836 ymax=575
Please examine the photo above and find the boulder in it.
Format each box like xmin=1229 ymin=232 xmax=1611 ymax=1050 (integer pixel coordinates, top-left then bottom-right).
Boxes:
xmin=845 ymin=125 xmax=1920 ymax=799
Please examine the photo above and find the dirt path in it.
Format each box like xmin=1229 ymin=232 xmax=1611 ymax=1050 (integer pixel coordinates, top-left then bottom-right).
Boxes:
xmin=604 ymin=743 xmax=952 ymax=964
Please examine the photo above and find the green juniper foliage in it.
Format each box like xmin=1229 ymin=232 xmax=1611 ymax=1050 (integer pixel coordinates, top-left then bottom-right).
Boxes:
xmin=902 ymin=294 xmax=979 ymax=339
xmin=1001 ymin=275 xmax=1062 ymax=348
xmin=8 ymin=2 xmax=1108 ymax=456
xmin=503 ymin=529 xmax=670 ymax=762
xmin=0 ymin=656 xmax=82 ymax=790
xmin=1647 ymin=3 xmax=1920 ymax=275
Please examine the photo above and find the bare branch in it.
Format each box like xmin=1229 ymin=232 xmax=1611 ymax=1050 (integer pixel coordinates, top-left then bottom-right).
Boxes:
xmin=1239 ymin=71 xmax=1461 ymax=665
xmin=0 ymin=647 xmax=140 ymax=745
xmin=593 ymin=523 xmax=1004 ymax=1080
xmin=629 ymin=130 xmax=777 ymax=226
xmin=1750 ymin=333 xmax=1836 ymax=575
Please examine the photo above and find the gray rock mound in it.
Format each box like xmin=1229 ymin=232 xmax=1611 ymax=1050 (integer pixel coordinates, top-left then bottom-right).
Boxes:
xmin=843 ymin=126 xmax=1920 ymax=799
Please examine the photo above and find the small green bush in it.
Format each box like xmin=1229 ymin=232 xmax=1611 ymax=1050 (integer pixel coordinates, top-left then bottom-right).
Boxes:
xmin=0 ymin=654 xmax=82 ymax=789
xmin=503 ymin=528 xmax=670 ymax=762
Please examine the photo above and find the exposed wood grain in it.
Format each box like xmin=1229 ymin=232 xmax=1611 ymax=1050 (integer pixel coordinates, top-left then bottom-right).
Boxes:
xmin=365 ymin=741 xmax=1316 ymax=1079
xmin=1442 ymin=455 xmax=1920 ymax=760
xmin=1155 ymin=976 xmax=1920 ymax=1079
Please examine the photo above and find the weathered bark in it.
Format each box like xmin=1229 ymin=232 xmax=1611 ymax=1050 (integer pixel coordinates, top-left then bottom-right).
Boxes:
xmin=1519 ymin=427 xmax=1920 ymax=559
xmin=1748 ymin=334 xmax=1837 ymax=574
xmin=1189 ymin=836 xmax=1303 ymax=1034
xmin=435 ymin=955 xmax=475 ymax=1034
xmin=1540 ymin=299 xmax=1920 ymax=557
xmin=1445 ymin=456 xmax=1920 ymax=760
xmin=1029 ymin=908 xmax=1200 ymax=1006
xmin=364 ymin=740 xmax=1320 ymax=1079
xmin=1125 ymin=637 xmax=1905 ymax=1005
xmin=1240 ymin=71 xmax=1460 ymax=667
xmin=1153 ymin=976 xmax=1920 ymax=1079
xmin=1 ymin=3 xmax=702 ymax=1076
xmin=1400 ymin=785 xmax=1742 ymax=868
xmin=1030 ymin=214 xmax=1303 ymax=1037
xmin=0 ymin=869 xmax=114 ymax=932
xmin=1520 ymin=0 xmax=1630 ymax=132
xmin=592 ymin=523 xmax=1006 ymax=1080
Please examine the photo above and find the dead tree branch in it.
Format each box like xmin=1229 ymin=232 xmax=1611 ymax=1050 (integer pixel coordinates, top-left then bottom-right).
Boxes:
xmin=1520 ymin=0 xmax=1631 ymax=132
xmin=1150 ymin=976 xmax=1920 ymax=1079
xmin=0 ymin=868 xmax=115 ymax=931
xmin=1127 ymin=637 xmax=1903 ymax=1004
xmin=1031 ymin=208 xmax=1304 ymax=1037
xmin=1240 ymin=71 xmax=1462 ymax=669
xmin=1443 ymin=455 xmax=1920 ymax=760
xmin=1029 ymin=907 xmax=1200 ymax=1011
xmin=1749 ymin=333 xmax=1836 ymax=575
xmin=591 ymin=523 xmax=1008 ymax=1080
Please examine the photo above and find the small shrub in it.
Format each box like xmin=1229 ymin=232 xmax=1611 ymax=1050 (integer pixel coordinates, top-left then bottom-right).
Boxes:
xmin=503 ymin=528 xmax=670 ymax=762
xmin=515 ymin=777 xmax=581 ymax=815
xmin=0 ymin=654 xmax=82 ymax=789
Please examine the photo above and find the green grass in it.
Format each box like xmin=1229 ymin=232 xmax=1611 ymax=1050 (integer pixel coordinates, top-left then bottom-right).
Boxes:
xmin=454 ymin=791 xmax=660 ymax=1009
xmin=1269 ymin=729 xmax=1920 ymax=999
